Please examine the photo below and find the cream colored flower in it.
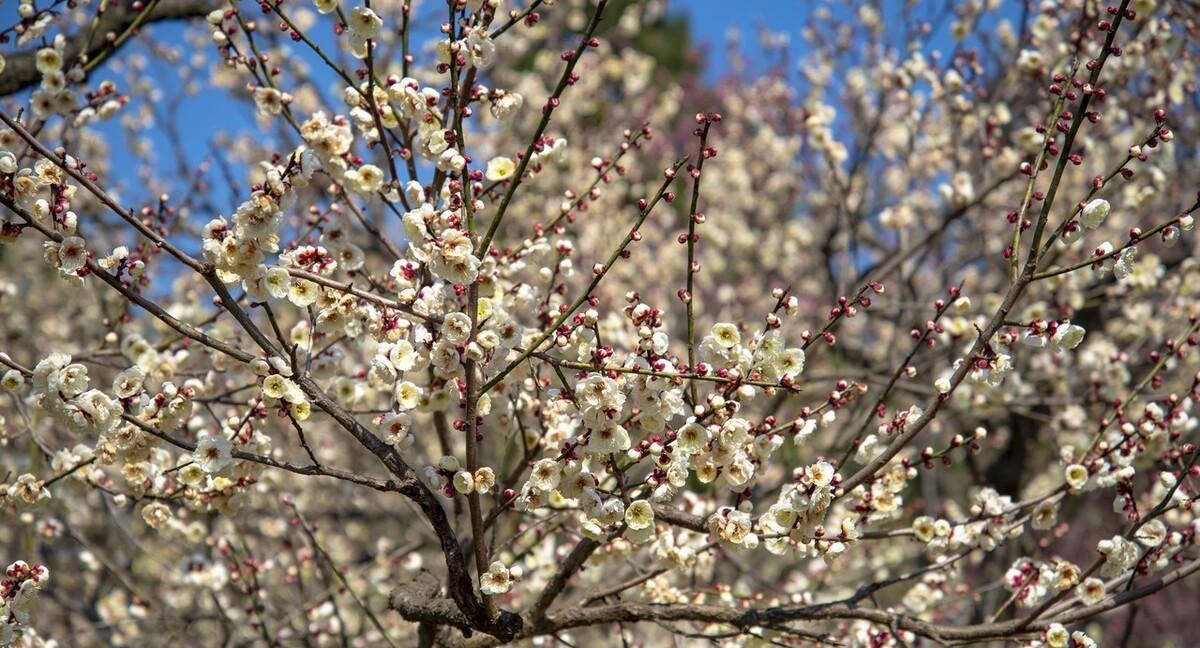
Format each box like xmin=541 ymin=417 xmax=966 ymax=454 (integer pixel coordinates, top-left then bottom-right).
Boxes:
xmin=711 ymin=322 xmax=740 ymax=349
xmin=1 ymin=369 xmax=25 ymax=391
xmin=479 ymin=561 xmax=514 ymax=595
xmin=624 ymin=499 xmax=654 ymax=530
xmin=912 ymin=516 xmax=936 ymax=543
xmin=141 ymin=501 xmax=173 ymax=529
xmin=453 ymin=470 xmax=475 ymax=494
xmin=473 ymin=467 xmax=496 ymax=494
xmin=347 ymin=6 xmax=382 ymax=39
xmin=529 ymin=458 xmax=562 ymax=491
xmin=1064 ymin=464 xmax=1088 ymax=490
xmin=395 ymin=381 xmax=422 ymax=410
xmin=485 ymin=156 xmax=516 ymax=182
xmin=35 ymin=48 xmax=62 ymax=75
xmin=193 ymin=434 xmax=232 ymax=474
xmin=1080 ymin=199 xmax=1110 ymax=230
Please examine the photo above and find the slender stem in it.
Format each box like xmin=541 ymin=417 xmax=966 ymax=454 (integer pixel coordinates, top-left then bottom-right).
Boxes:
xmin=841 ymin=0 xmax=1133 ymax=494
xmin=500 ymin=125 xmax=649 ymax=262
xmin=1031 ymin=202 xmax=1197 ymax=281
xmin=0 ymin=112 xmax=209 ymax=273
xmin=490 ymin=0 xmax=543 ymax=39
xmin=1036 ymin=126 xmax=1163 ymax=259
xmin=1026 ymin=2 xmax=1132 ymax=261
xmin=1009 ymin=94 xmax=1068 ymax=281
xmin=287 ymin=502 xmax=402 ymax=648
xmin=82 ymin=0 xmax=162 ymax=74
xmin=477 ymin=0 xmax=609 ymax=254
xmin=480 ymin=157 xmax=687 ymax=395
xmin=529 ymin=350 xmax=798 ymax=390
xmin=684 ymin=122 xmax=712 ymax=406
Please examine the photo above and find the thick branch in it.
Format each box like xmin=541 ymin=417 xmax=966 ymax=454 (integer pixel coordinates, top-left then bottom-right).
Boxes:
xmin=0 ymin=0 xmax=216 ymax=97
xmin=394 ymin=555 xmax=1200 ymax=648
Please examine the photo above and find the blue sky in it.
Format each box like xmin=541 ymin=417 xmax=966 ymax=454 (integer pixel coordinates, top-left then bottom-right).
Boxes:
xmin=672 ymin=0 xmax=816 ymax=78
xmin=674 ymin=0 xmax=1005 ymax=79
xmin=3 ymin=1 xmax=1018 ymax=210
xmin=92 ymin=1 xmax=832 ymax=208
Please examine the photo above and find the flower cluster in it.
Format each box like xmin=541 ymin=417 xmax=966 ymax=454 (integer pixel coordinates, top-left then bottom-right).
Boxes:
xmin=2 ymin=0 xmax=1200 ymax=645
xmin=1 ymin=561 xmax=49 ymax=646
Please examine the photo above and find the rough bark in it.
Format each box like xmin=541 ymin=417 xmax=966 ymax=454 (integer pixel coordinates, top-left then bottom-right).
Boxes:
xmin=0 ymin=0 xmax=215 ymax=97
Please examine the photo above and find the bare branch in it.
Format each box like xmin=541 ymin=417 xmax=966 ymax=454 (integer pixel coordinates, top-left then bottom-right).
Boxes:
xmin=0 ymin=0 xmax=216 ymax=98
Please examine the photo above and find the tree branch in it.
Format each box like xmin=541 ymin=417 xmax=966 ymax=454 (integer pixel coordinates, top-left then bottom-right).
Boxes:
xmin=0 ymin=0 xmax=215 ymax=98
